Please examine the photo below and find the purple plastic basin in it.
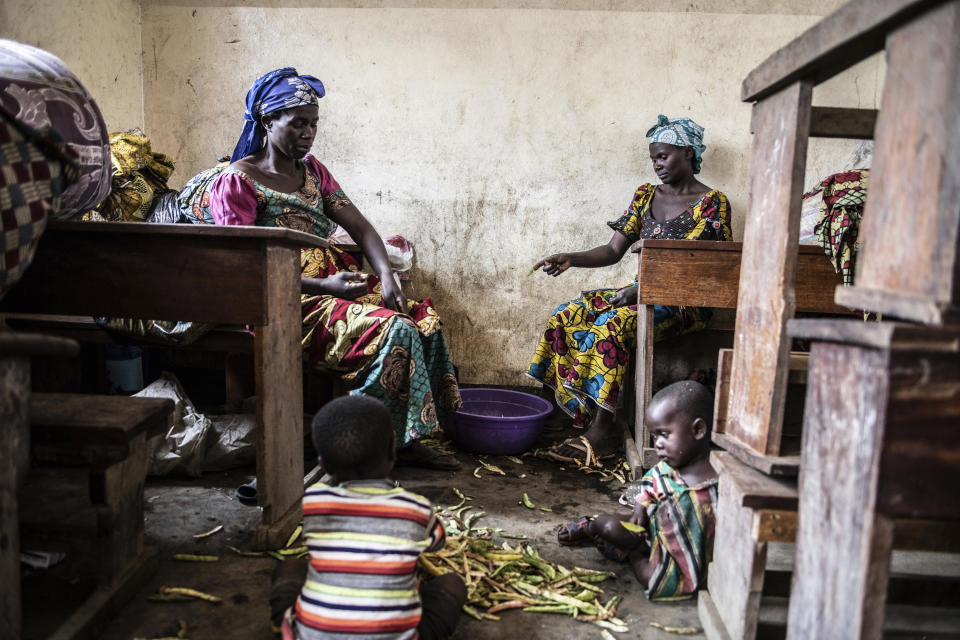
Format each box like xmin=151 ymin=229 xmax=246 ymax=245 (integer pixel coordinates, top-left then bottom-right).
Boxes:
xmin=442 ymin=388 xmax=552 ymax=455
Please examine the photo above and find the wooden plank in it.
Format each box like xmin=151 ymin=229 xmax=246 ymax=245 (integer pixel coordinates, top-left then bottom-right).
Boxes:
xmin=788 ymin=318 xmax=960 ymax=351
xmin=708 ymin=464 xmax=768 ymax=640
xmin=741 ymin=0 xmax=944 ymax=101
xmin=796 ymin=253 xmax=850 ymax=314
xmin=698 ymin=589 xmax=734 ymax=640
xmin=29 ymin=394 xmax=173 ymax=447
xmin=835 ymin=1 xmax=960 ymax=324
xmin=43 ymin=220 xmax=325 ymax=244
xmin=834 ymin=287 xmax=960 ymax=325
xmin=786 ymin=341 xmax=895 ymax=640
xmin=711 ymin=451 xmax=798 ymax=510
xmin=713 ymin=348 xmax=733 ymax=434
xmin=726 ymin=81 xmax=812 ymax=458
xmin=0 ymin=332 xmax=79 ymax=358
xmin=637 ymin=245 xmax=741 ymax=308
xmin=633 ymin=304 xmax=655 ymax=466
xmin=633 ymin=241 xmax=848 ymax=312
xmin=2 ymin=314 xmax=259 ymax=355
xmin=725 ymin=510 xmax=958 ymax=551
xmin=809 ymin=106 xmax=878 ymax=139
xmin=253 ymin=244 xmax=305 ymax=544
xmin=47 ymin=546 xmax=159 ymax=640
xmin=0 ymin=222 xmax=326 ymax=325
xmin=893 ymin=520 xmax=960 ymax=553
xmin=94 ymin=431 xmax=151 ymax=584
xmin=0 ymin=353 xmax=29 ymax=638
xmin=754 ymin=509 xmax=798 ymax=543
xmin=878 ymin=347 xmax=960 ymax=521
xmin=765 ymin=598 xmax=960 ymax=637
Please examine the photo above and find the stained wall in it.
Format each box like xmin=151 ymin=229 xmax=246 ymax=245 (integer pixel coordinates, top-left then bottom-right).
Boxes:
xmin=4 ymin=1 xmax=883 ymax=384
xmin=0 ymin=0 xmax=145 ymax=132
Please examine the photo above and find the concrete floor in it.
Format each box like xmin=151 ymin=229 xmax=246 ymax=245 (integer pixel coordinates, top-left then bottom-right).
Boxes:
xmin=21 ymin=417 xmax=706 ymax=640
xmin=20 ymin=418 xmax=960 ymax=640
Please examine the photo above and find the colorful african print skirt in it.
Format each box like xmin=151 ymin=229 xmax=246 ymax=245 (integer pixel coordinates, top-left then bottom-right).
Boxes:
xmin=526 ymin=288 xmax=710 ymax=426
xmin=299 ymin=246 xmax=460 ymax=444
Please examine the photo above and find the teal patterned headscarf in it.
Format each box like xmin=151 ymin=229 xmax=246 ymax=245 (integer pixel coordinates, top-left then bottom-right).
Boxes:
xmin=646 ymin=114 xmax=706 ymax=174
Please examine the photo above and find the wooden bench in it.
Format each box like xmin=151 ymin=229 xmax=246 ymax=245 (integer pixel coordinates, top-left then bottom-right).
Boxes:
xmin=26 ymin=392 xmax=174 ymax=640
xmin=718 ymin=0 xmax=960 ymax=636
xmin=785 ymin=319 xmax=960 ymax=639
xmin=628 ymin=239 xmax=848 ymax=471
xmin=0 ymin=331 xmax=79 ymax=638
xmin=0 ymin=220 xmax=328 ymax=549
xmin=699 ymin=451 xmax=960 ymax=640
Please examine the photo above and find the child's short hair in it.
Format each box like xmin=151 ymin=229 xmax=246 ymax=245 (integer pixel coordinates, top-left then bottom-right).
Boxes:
xmin=652 ymin=380 xmax=714 ymax=428
xmin=311 ymin=395 xmax=394 ymax=473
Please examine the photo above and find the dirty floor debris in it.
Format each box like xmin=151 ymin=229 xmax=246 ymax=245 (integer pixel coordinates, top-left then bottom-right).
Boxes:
xmin=22 ymin=419 xmax=706 ymax=640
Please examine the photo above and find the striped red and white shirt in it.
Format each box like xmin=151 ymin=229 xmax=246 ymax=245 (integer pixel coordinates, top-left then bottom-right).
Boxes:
xmin=295 ymin=479 xmax=445 ymax=639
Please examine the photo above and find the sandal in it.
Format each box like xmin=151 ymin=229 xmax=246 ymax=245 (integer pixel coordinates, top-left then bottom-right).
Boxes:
xmin=557 ymin=516 xmax=594 ymax=546
xmin=548 ymin=436 xmax=616 ymax=467
xmin=235 ymin=478 xmax=258 ymax=506
xmin=395 ymin=441 xmax=461 ymax=471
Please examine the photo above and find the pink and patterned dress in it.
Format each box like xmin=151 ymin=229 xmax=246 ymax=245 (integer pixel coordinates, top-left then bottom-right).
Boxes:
xmin=200 ymin=154 xmax=461 ymax=444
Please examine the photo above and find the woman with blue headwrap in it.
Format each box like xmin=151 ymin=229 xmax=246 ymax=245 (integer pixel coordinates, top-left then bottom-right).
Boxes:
xmin=204 ymin=68 xmax=462 ymax=470
xmin=527 ymin=115 xmax=732 ymax=459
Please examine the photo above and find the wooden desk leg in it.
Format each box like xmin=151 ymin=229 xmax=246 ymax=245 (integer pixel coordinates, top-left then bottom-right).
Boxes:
xmin=0 ymin=355 xmax=29 ymax=638
xmin=91 ymin=432 xmax=149 ymax=584
xmin=634 ymin=304 xmax=655 ymax=470
xmin=253 ymin=246 xmax=305 ymax=550
xmin=726 ymin=79 xmax=812 ymax=457
xmin=224 ymin=353 xmax=255 ymax=412
xmin=700 ymin=476 xmax=768 ymax=640
xmin=786 ymin=343 xmax=894 ymax=640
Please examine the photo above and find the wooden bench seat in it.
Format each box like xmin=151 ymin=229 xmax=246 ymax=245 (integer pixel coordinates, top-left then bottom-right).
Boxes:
xmin=699 ymin=451 xmax=960 ymax=640
xmin=25 ymin=392 xmax=174 ymax=640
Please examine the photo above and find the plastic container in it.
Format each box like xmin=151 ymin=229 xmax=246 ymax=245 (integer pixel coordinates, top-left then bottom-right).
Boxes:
xmin=105 ymin=344 xmax=144 ymax=394
xmin=442 ymin=388 xmax=552 ymax=455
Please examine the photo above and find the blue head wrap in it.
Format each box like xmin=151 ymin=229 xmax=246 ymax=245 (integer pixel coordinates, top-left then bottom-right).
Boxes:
xmin=646 ymin=114 xmax=706 ymax=174
xmin=230 ymin=67 xmax=326 ymax=162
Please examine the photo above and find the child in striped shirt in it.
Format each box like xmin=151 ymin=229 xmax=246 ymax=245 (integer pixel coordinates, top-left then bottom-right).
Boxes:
xmin=272 ymin=395 xmax=466 ymax=639
xmin=556 ymin=381 xmax=718 ymax=600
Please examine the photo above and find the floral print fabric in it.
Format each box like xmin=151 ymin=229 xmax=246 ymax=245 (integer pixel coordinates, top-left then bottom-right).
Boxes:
xmin=527 ymin=184 xmax=731 ymax=425
xmin=202 ymin=156 xmax=461 ymax=444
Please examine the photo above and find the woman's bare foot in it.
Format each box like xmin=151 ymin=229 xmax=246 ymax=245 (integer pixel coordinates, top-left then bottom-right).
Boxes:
xmin=579 ymin=409 xmax=623 ymax=456
xmin=547 ymin=406 xmax=623 ymax=463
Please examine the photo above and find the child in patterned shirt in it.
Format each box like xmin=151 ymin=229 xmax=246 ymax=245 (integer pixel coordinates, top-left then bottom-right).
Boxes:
xmin=557 ymin=380 xmax=718 ymax=600
xmin=271 ymin=395 xmax=466 ymax=639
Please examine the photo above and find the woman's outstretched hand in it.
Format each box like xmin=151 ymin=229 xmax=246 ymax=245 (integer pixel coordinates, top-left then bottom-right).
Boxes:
xmin=380 ymin=273 xmax=409 ymax=314
xmin=610 ymin=285 xmax=637 ymax=308
xmin=532 ymin=253 xmax=572 ymax=277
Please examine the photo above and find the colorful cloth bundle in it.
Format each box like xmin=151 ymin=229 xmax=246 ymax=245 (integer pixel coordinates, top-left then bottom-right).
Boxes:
xmin=86 ymin=130 xmax=175 ymax=222
xmin=803 ymin=169 xmax=870 ymax=286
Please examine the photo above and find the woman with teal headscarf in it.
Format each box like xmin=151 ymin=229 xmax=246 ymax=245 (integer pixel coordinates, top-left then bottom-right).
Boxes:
xmin=527 ymin=115 xmax=733 ymax=459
